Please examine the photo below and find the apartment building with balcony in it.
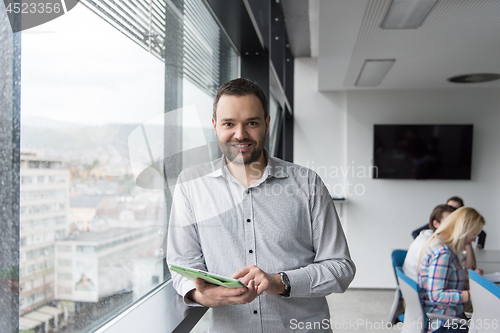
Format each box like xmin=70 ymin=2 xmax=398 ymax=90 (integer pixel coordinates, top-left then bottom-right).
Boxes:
xmin=19 ymin=153 xmax=70 ymax=315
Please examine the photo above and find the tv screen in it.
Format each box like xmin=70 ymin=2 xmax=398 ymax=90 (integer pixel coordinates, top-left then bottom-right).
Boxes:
xmin=373 ymin=124 xmax=473 ymax=179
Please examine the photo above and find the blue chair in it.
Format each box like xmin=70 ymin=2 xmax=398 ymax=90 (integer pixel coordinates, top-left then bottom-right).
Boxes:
xmin=396 ymin=267 xmax=467 ymax=333
xmin=468 ymin=269 xmax=500 ymax=333
xmin=388 ymin=249 xmax=407 ymax=325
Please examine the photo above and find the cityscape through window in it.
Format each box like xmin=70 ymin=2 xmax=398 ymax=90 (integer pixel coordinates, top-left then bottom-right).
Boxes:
xmin=17 ymin=1 xmax=238 ymax=332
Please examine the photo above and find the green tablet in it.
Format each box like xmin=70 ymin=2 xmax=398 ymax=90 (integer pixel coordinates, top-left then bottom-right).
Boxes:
xmin=169 ymin=264 xmax=247 ymax=289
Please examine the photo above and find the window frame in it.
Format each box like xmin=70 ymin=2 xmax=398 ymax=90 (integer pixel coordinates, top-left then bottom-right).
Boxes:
xmin=0 ymin=5 xmax=21 ymax=332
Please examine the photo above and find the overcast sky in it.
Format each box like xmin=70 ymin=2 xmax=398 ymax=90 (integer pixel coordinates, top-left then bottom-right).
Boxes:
xmin=20 ymin=2 xmax=214 ymax=129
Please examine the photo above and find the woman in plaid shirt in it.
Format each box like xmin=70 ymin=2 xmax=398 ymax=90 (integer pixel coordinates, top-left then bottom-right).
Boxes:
xmin=418 ymin=207 xmax=485 ymax=333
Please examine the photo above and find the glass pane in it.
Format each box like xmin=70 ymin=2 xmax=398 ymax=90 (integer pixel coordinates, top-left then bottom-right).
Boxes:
xmin=182 ymin=78 xmax=221 ymax=164
xmin=19 ymin=4 xmax=167 ymax=332
xmin=1 ymin=2 xmax=21 ymax=332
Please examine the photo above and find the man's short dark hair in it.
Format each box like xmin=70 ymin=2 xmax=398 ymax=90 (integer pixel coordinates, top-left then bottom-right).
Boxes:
xmin=447 ymin=196 xmax=464 ymax=207
xmin=428 ymin=204 xmax=456 ymax=231
xmin=213 ymin=78 xmax=268 ymax=120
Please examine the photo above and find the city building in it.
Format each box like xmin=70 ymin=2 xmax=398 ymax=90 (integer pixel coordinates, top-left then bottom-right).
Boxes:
xmin=19 ymin=153 xmax=70 ymax=314
xmin=54 ymin=227 xmax=163 ymax=305
xmin=69 ymin=196 xmax=103 ymax=232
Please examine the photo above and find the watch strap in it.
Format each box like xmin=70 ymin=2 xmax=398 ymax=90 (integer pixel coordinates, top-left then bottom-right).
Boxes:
xmin=279 ymin=272 xmax=291 ymax=297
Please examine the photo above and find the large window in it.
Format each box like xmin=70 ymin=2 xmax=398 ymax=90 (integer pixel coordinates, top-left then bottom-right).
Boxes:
xmin=2 ymin=0 xmax=294 ymax=331
xmin=14 ymin=0 xmax=238 ymax=331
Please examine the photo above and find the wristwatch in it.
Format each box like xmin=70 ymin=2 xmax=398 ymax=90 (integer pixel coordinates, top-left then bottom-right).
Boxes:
xmin=279 ymin=272 xmax=291 ymax=297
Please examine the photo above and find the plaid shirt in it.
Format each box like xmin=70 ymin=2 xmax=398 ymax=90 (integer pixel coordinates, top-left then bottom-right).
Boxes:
xmin=418 ymin=241 xmax=465 ymax=332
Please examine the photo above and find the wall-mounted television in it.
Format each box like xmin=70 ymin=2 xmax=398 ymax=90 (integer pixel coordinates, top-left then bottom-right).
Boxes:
xmin=373 ymin=124 xmax=473 ymax=180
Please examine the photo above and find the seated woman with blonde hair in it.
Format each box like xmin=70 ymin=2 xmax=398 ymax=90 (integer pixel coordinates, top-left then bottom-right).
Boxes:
xmin=418 ymin=207 xmax=485 ymax=333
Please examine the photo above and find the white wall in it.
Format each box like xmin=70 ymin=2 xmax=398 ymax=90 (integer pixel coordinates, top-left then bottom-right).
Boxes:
xmin=293 ymin=59 xmax=346 ymax=196
xmin=294 ymin=58 xmax=500 ymax=288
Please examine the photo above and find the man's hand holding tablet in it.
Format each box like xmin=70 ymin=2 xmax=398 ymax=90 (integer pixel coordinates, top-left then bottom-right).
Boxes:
xmin=170 ymin=264 xmax=265 ymax=307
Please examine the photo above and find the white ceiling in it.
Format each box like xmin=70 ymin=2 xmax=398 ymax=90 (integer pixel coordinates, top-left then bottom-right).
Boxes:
xmin=316 ymin=0 xmax=500 ymax=91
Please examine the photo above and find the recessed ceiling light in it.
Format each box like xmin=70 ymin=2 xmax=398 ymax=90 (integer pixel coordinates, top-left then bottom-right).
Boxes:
xmin=448 ymin=73 xmax=500 ymax=84
xmin=381 ymin=0 xmax=439 ymax=29
xmin=355 ymin=60 xmax=396 ymax=87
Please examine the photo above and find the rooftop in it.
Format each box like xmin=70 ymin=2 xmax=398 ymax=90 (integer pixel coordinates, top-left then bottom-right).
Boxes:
xmin=70 ymin=195 xmax=103 ymax=208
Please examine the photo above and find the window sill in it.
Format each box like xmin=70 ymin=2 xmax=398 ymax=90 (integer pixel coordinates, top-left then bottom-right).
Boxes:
xmin=95 ymin=280 xmax=208 ymax=333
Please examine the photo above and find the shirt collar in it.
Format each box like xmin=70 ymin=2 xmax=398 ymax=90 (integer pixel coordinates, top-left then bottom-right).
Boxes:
xmin=265 ymin=150 xmax=288 ymax=179
xmin=205 ymin=149 xmax=288 ymax=179
xmin=206 ymin=158 xmax=224 ymax=178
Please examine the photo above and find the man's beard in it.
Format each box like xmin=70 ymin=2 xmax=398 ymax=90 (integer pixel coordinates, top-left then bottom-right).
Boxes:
xmin=218 ymin=139 xmax=265 ymax=165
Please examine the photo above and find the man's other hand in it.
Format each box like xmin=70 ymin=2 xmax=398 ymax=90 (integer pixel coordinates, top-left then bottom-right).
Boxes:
xmin=187 ymin=278 xmax=257 ymax=307
xmin=231 ymin=265 xmax=286 ymax=296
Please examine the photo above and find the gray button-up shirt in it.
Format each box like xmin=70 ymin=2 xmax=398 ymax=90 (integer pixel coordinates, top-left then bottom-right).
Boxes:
xmin=167 ymin=152 xmax=355 ymax=332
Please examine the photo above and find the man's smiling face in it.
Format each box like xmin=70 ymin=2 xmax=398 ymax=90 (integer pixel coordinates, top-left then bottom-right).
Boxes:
xmin=212 ymin=94 xmax=270 ymax=165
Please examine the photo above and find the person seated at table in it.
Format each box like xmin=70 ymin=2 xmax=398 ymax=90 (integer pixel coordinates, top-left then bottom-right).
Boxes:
xmin=403 ymin=204 xmax=456 ymax=281
xmin=411 ymin=196 xmax=486 ymax=249
xmin=446 ymin=197 xmax=486 ymax=249
xmin=445 ymin=196 xmax=463 ymax=209
xmin=418 ymin=207 xmax=485 ymax=333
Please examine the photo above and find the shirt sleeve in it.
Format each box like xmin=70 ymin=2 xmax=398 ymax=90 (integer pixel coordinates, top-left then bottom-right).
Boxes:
xmin=285 ymin=173 xmax=356 ymax=298
xmin=425 ymin=248 xmax=463 ymax=306
xmin=166 ymin=172 xmax=205 ymax=306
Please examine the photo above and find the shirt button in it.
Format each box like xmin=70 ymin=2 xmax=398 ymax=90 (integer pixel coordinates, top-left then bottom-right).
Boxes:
xmin=253 ymin=310 xmax=258 ymax=314
xmin=246 ymin=219 xmax=251 ymax=223
xmin=249 ymin=250 xmax=253 ymax=253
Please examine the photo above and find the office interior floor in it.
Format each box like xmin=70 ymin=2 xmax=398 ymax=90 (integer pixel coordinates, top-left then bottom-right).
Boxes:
xmin=327 ymin=289 xmax=402 ymax=332
xmin=191 ymin=288 xmax=403 ymax=332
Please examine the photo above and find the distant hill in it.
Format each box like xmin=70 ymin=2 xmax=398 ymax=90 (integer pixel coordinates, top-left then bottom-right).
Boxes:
xmin=20 ymin=117 xmax=217 ymax=164
xmin=21 ymin=118 xmax=140 ymax=162
xmin=21 ymin=116 xmax=86 ymax=129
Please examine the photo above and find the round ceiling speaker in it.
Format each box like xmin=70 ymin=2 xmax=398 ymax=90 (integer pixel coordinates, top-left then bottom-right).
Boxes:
xmin=448 ymin=73 xmax=500 ymax=84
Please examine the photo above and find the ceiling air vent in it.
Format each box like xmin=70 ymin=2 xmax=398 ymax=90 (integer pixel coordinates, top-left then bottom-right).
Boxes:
xmin=448 ymin=73 xmax=500 ymax=84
